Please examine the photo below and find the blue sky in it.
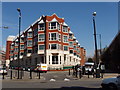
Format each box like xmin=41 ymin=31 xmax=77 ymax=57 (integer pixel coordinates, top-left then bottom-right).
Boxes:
xmin=2 ymin=2 xmax=118 ymax=57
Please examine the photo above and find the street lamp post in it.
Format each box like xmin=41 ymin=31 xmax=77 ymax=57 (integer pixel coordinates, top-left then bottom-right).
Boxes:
xmin=96 ymin=34 xmax=102 ymax=59
xmin=99 ymin=34 xmax=102 ymax=56
xmin=92 ymin=12 xmax=100 ymax=78
xmin=17 ymin=8 xmax=21 ymax=79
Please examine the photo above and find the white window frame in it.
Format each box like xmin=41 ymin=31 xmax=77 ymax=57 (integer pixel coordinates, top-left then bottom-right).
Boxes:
xmin=39 ymin=44 xmax=45 ymax=50
xmin=49 ymin=22 xmax=57 ymax=30
xmin=51 ymin=44 xmax=58 ymax=49
xmin=69 ymin=42 xmax=73 ymax=47
xmin=62 ymin=26 xmax=68 ymax=33
xmin=20 ymin=45 xmax=24 ymax=50
xmin=49 ymin=32 xmax=58 ymax=41
xmin=27 ymin=32 xmax=32 ymax=38
xmin=38 ymin=33 xmax=45 ymax=42
xmin=63 ymin=35 xmax=68 ymax=43
xmin=52 ymin=55 xmax=58 ymax=64
xmin=38 ymin=23 xmax=45 ymax=31
xmin=59 ymin=34 xmax=61 ymax=41
xmin=63 ymin=45 xmax=68 ymax=51
xmin=27 ymin=40 xmax=32 ymax=47
xmin=57 ymin=23 xmax=61 ymax=31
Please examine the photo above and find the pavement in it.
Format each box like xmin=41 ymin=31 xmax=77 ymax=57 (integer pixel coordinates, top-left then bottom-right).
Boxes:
xmin=1 ymin=71 xmax=119 ymax=90
xmin=1 ymin=70 xmax=119 ymax=82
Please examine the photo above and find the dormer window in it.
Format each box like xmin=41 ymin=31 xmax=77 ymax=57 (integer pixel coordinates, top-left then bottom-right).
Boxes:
xmin=49 ymin=22 xmax=56 ymax=30
xmin=49 ymin=22 xmax=60 ymax=30
xmin=39 ymin=23 xmax=45 ymax=31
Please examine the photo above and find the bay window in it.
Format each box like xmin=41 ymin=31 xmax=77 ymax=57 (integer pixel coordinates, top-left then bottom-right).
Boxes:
xmin=59 ymin=34 xmax=61 ymax=41
xmin=69 ymin=42 xmax=73 ymax=47
xmin=49 ymin=22 xmax=60 ymax=30
xmin=38 ymin=34 xmax=45 ymax=41
xmin=52 ymin=55 xmax=58 ymax=64
xmin=63 ymin=36 xmax=68 ymax=43
xmin=49 ymin=33 xmax=57 ymax=41
xmin=27 ymin=40 xmax=32 ymax=47
xmin=39 ymin=45 xmax=45 ymax=50
xmin=51 ymin=44 xmax=57 ymax=49
xmin=63 ymin=26 xmax=68 ymax=32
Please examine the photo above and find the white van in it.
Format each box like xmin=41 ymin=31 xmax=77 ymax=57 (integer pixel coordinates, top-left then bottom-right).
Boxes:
xmin=35 ymin=64 xmax=47 ymax=73
xmin=84 ymin=62 xmax=94 ymax=74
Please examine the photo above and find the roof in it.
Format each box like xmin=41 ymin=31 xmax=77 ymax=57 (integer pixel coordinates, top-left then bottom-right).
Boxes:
xmin=7 ymin=36 xmax=15 ymax=41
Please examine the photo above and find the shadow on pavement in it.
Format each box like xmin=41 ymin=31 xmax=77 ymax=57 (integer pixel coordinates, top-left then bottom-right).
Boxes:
xmin=2 ymin=87 xmax=102 ymax=90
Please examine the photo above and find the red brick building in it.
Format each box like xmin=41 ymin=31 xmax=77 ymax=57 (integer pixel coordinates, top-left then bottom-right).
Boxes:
xmin=6 ymin=14 xmax=86 ymax=70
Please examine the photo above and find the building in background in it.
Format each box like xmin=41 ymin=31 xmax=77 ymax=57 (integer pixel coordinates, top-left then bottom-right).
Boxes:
xmin=80 ymin=47 xmax=86 ymax=66
xmin=6 ymin=14 xmax=86 ymax=70
xmin=101 ymin=31 xmax=120 ymax=72
xmin=0 ymin=50 xmax=6 ymax=67
xmin=5 ymin=36 xmax=15 ymax=67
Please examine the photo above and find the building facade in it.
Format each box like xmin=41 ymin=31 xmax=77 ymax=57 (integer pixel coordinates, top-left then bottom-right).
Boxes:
xmin=80 ymin=47 xmax=86 ymax=66
xmin=101 ymin=31 xmax=120 ymax=72
xmin=6 ymin=14 xmax=86 ymax=70
xmin=0 ymin=50 xmax=6 ymax=66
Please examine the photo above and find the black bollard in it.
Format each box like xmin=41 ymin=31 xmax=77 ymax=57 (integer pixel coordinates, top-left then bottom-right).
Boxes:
xmin=30 ymin=69 xmax=32 ymax=79
xmin=79 ymin=70 xmax=82 ymax=79
xmin=69 ymin=69 xmax=70 ymax=75
xmin=20 ymin=69 xmax=22 ymax=79
xmin=38 ymin=71 xmax=40 ymax=79
xmin=10 ymin=69 xmax=12 ymax=79
xmin=2 ymin=69 xmax=4 ymax=79
xmin=88 ymin=70 xmax=89 ymax=78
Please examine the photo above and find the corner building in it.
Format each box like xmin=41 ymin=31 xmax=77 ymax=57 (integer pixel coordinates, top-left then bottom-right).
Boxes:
xmin=6 ymin=14 xmax=86 ymax=70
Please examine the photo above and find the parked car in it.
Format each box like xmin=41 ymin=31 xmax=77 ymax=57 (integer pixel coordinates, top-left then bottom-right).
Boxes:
xmin=0 ymin=68 xmax=7 ymax=75
xmin=101 ymin=75 xmax=120 ymax=90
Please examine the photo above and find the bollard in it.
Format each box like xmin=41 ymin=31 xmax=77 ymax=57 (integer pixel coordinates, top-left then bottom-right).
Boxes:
xmin=69 ymin=69 xmax=70 ymax=75
xmin=79 ymin=70 xmax=82 ymax=79
xmin=10 ymin=70 xmax=12 ymax=79
xmin=20 ymin=69 xmax=22 ymax=79
xmin=2 ymin=70 xmax=4 ymax=79
xmin=88 ymin=70 xmax=89 ymax=78
xmin=30 ymin=69 xmax=32 ymax=79
xmin=38 ymin=71 xmax=40 ymax=79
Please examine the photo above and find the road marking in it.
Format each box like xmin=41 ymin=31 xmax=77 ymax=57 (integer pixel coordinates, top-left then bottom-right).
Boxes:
xmin=64 ymin=78 xmax=70 ymax=81
xmin=50 ymin=78 xmax=56 ymax=81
